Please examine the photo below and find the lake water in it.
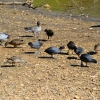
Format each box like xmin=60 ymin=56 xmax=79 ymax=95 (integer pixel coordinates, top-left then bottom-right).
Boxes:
xmin=32 ymin=0 xmax=100 ymax=18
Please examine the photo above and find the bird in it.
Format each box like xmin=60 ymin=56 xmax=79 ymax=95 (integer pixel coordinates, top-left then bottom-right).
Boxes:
xmin=24 ymin=21 xmax=41 ymax=37
xmin=80 ymin=53 xmax=97 ymax=67
xmin=4 ymin=56 xmax=28 ymax=66
xmin=67 ymin=41 xmax=76 ymax=54
xmin=28 ymin=40 xmax=43 ymax=53
xmin=44 ymin=29 xmax=54 ymax=39
xmin=86 ymin=44 xmax=99 ymax=55
xmin=5 ymin=39 xmax=25 ymax=48
xmin=94 ymin=43 xmax=100 ymax=52
xmin=0 ymin=32 xmax=9 ymax=45
xmin=44 ymin=46 xmax=65 ymax=58
xmin=74 ymin=47 xmax=84 ymax=57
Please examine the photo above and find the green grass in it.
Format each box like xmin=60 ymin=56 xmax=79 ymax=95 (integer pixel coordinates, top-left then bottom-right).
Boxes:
xmin=24 ymin=0 xmax=100 ymax=17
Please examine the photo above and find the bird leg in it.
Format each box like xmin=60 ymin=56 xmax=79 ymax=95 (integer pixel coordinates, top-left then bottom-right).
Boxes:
xmin=85 ymin=62 xmax=88 ymax=67
xmin=12 ymin=62 xmax=16 ymax=66
xmin=50 ymin=55 xmax=56 ymax=59
xmin=48 ymin=36 xmax=49 ymax=39
xmin=51 ymin=54 xmax=55 ymax=58
xmin=67 ymin=49 xmax=70 ymax=55
xmin=34 ymin=32 xmax=37 ymax=37
xmin=77 ymin=55 xmax=80 ymax=60
xmin=51 ymin=54 xmax=53 ymax=58
xmin=35 ymin=49 xmax=41 ymax=54
xmin=71 ymin=50 xmax=74 ymax=55
xmin=81 ymin=61 xmax=84 ymax=67
xmin=14 ymin=45 xmax=17 ymax=48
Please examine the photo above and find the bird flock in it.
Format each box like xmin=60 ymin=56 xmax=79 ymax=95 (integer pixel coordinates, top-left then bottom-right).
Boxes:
xmin=0 ymin=21 xmax=98 ymax=67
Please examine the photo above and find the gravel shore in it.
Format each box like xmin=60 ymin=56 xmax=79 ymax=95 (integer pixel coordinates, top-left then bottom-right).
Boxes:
xmin=0 ymin=2 xmax=100 ymax=100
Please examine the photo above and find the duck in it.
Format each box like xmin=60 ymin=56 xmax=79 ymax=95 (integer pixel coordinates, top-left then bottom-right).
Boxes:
xmin=5 ymin=39 xmax=25 ymax=48
xmin=44 ymin=29 xmax=54 ymax=39
xmin=24 ymin=21 xmax=41 ymax=37
xmin=28 ymin=40 xmax=43 ymax=53
xmin=0 ymin=32 xmax=9 ymax=45
xmin=4 ymin=56 xmax=27 ymax=66
xmin=80 ymin=53 xmax=97 ymax=67
xmin=44 ymin=46 xmax=65 ymax=58
xmin=67 ymin=41 xmax=76 ymax=54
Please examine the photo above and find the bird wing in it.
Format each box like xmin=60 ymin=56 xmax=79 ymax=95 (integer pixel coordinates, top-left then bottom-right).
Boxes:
xmin=0 ymin=33 xmax=8 ymax=40
xmin=31 ymin=26 xmax=41 ymax=33
xmin=31 ymin=41 xmax=42 ymax=48
xmin=49 ymin=47 xmax=60 ymax=53
xmin=81 ymin=54 xmax=92 ymax=62
xmin=24 ymin=26 xmax=33 ymax=32
xmin=25 ymin=26 xmax=41 ymax=33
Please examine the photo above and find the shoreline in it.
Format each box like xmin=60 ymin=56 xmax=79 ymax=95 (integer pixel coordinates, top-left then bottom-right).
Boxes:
xmin=3 ymin=1 xmax=100 ymax=23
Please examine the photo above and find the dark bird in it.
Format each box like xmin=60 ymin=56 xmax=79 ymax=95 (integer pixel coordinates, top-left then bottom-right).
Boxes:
xmin=5 ymin=39 xmax=25 ymax=48
xmin=44 ymin=29 xmax=54 ymax=39
xmin=67 ymin=41 xmax=76 ymax=54
xmin=0 ymin=32 xmax=9 ymax=45
xmin=94 ymin=43 xmax=100 ymax=52
xmin=44 ymin=46 xmax=65 ymax=58
xmin=28 ymin=40 xmax=43 ymax=53
xmin=24 ymin=21 xmax=41 ymax=37
xmin=87 ymin=44 xmax=99 ymax=55
xmin=80 ymin=54 xmax=97 ymax=67
xmin=74 ymin=47 xmax=84 ymax=57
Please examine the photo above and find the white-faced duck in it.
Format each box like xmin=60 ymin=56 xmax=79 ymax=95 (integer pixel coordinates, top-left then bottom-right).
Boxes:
xmin=24 ymin=21 xmax=41 ymax=37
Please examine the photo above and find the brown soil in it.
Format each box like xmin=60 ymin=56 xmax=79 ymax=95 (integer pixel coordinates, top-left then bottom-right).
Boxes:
xmin=0 ymin=4 xmax=100 ymax=100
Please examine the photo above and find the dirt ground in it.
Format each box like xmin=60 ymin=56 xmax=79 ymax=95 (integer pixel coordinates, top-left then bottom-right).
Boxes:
xmin=0 ymin=4 xmax=100 ymax=100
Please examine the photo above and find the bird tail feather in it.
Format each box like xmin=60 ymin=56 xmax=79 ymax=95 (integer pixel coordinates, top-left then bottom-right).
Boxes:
xmin=92 ymin=59 xmax=97 ymax=63
xmin=24 ymin=27 xmax=32 ymax=32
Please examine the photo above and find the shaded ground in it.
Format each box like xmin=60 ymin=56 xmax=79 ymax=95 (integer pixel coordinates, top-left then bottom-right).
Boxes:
xmin=0 ymin=2 xmax=100 ymax=100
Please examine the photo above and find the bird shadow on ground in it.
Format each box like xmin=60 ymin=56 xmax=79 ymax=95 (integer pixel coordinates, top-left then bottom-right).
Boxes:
xmin=59 ymin=52 xmax=69 ymax=55
xmin=80 ymin=66 xmax=89 ymax=67
xmin=4 ymin=47 xmax=23 ymax=48
xmin=67 ymin=56 xmax=78 ymax=60
xmin=24 ymin=52 xmax=36 ymax=54
xmin=1 ymin=65 xmax=16 ymax=67
xmin=38 ymin=56 xmax=56 ymax=59
xmin=71 ymin=64 xmax=80 ymax=67
xmin=38 ymin=39 xmax=48 ymax=42
xmin=71 ymin=64 xmax=89 ymax=67
xmin=87 ymin=51 xmax=97 ymax=55
xmin=90 ymin=25 xmax=100 ymax=28
xmin=19 ymin=35 xmax=34 ymax=38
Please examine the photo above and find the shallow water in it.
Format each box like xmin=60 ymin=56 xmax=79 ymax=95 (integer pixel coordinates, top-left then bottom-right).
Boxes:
xmin=32 ymin=0 xmax=100 ymax=18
